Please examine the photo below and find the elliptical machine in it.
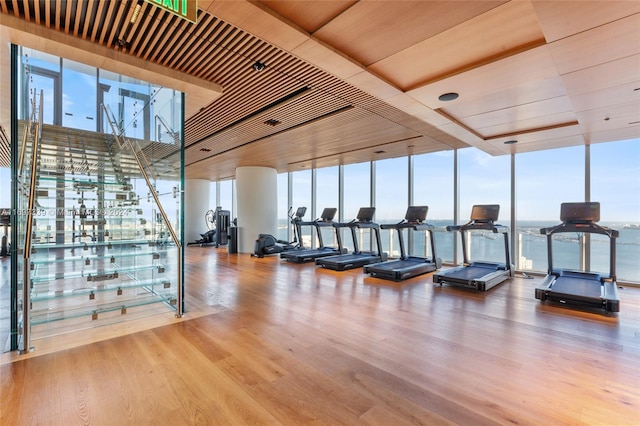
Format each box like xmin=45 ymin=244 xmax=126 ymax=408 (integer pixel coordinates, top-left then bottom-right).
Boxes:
xmin=252 ymin=207 xmax=306 ymax=258
xmin=188 ymin=206 xmax=230 ymax=247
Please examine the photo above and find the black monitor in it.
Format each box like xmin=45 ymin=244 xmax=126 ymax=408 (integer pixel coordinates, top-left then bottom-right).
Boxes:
xmin=470 ymin=204 xmax=500 ymax=222
xmin=405 ymin=206 xmax=428 ymax=223
xmin=560 ymin=202 xmax=600 ymax=223
xmin=295 ymin=207 xmax=307 ymax=219
xmin=320 ymin=208 xmax=337 ymax=221
xmin=356 ymin=207 xmax=375 ymax=222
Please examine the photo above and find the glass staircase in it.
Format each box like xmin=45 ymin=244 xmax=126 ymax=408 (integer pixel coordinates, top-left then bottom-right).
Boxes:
xmin=15 ymin=92 xmax=183 ymax=352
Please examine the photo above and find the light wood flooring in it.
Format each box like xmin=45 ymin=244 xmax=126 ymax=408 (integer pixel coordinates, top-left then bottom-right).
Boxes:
xmin=1 ymin=247 xmax=639 ymax=425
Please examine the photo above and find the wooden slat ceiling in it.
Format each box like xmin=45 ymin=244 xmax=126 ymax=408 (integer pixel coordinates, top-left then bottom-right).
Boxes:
xmin=1 ymin=0 xmax=639 ymax=181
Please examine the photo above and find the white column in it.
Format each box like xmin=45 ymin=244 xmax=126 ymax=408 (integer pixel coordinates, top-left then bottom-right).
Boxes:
xmin=184 ymin=179 xmax=211 ymax=244
xmin=236 ymin=166 xmax=277 ymax=253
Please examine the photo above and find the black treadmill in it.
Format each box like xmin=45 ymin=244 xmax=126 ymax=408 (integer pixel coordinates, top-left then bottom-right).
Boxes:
xmin=364 ymin=206 xmax=442 ymax=281
xmin=433 ymin=204 xmax=513 ymax=291
xmin=535 ymin=202 xmax=620 ymax=313
xmin=280 ymin=208 xmax=345 ymax=263
xmin=315 ymin=207 xmax=387 ymax=271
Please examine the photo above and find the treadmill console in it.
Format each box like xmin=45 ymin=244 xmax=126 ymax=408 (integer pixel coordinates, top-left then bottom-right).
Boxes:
xmin=295 ymin=207 xmax=307 ymax=219
xmin=320 ymin=207 xmax=337 ymax=221
xmin=356 ymin=207 xmax=376 ymax=223
xmin=405 ymin=206 xmax=428 ymax=223
xmin=560 ymin=202 xmax=599 ymax=223
xmin=470 ymin=204 xmax=500 ymax=223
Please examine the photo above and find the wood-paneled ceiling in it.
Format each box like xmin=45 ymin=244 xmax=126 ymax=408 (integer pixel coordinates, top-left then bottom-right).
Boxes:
xmin=1 ymin=0 xmax=639 ymax=181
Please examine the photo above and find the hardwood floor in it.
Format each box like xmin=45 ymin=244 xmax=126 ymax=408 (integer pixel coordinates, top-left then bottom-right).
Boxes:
xmin=2 ymin=247 xmax=639 ymax=425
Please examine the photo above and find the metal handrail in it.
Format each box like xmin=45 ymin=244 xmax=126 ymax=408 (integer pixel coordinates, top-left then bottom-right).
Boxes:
xmin=21 ymin=90 xmax=43 ymax=353
xmin=101 ymin=103 xmax=183 ymax=317
xmin=17 ymin=97 xmax=36 ymax=177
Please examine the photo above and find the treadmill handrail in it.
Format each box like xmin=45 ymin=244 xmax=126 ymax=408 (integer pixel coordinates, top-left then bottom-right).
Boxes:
xmin=541 ymin=219 xmax=618 ymax=280
xmin=540 ymin=221 xmax=619 ymax=238
xmin=381 ymin=221 xmax=434 ymax=231
xmin=448 ymin=221 xmax=507 ymax=233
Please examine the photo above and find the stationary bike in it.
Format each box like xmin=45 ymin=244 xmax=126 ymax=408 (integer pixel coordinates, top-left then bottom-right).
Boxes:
xmin=252 ymin=207 xmax=306 ymax=258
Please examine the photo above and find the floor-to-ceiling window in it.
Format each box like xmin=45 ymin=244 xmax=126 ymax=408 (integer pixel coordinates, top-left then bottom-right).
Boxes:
xmin=277 ymin=173 xmax=289 ymax=242
xmin=458 ymin=147 xmax=511 ymax=265
xmin=315 ymin=166 xmax=339 ymax=249
xmin=413 ymin=151 xmax=455 ymax=262
xmin=62 ymin=59 xmax=97 ymax=132
xmin=515 ymin=145 xmax=584 ymax=273
xmin=342 ymin=162 xmax=371 ymax=252
xmin=291 ymin=170 xmax=312 ymax=247
xmin=375 ymin=157 xmax=408 ymax=257
xmin=591 ymin=139 xmax=640 ymax=282
xmin=218 ymin=179 xmax=234 ymax=216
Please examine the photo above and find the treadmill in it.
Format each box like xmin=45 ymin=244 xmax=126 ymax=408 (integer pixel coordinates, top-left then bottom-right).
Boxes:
xmin=364 ymin=206 xmax=442 ymax=281
xmin=315 ymin=207 xmax=387 ymax=271
xmin=280 ymin=208 xmax=345 ymax=263
xmin=535 ymin=202 xmax=620 ymax=313
xmin=433 ymin=204 xmax=513 ymax=291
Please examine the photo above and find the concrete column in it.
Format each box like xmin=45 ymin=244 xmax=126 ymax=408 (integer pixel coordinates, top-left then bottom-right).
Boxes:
xmin=184 ymin=179 xmax=211 ymax=244
xmin=236 ymin=166 xmax=277 ymax=253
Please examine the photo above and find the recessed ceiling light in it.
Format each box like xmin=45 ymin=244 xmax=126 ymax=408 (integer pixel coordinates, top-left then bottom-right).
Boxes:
xmin=264 ymin=119 xmax=280 ymax=126
xmin=374 ymin=150 xmax=385 ymax=154
xmin=253 ymin=61 xmax=265 ymax=71
xmin=438 ymin=92 xmax=459 ymax=101
xmin=504 ymin=140 xmax=518 ymax=145
xmin=199 ymin=148 xmax=211 ymax=152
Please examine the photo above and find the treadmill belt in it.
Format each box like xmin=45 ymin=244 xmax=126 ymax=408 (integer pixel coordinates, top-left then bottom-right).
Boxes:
xmin=551 ymin=276 xmax=602 ymax=298
xmin=442 ymin=264 xmax=497 ymax=281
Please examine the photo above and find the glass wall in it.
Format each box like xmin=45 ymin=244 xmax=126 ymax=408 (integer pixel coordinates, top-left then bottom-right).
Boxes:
xmin=277 ymin=173 xmax=289 ymax=242
xmin=375 ymin=157 xmax=408 ymax=256
xmin=459 ymin=147 xmax=511 ymax=264
xmin=342 ymin=162 xmax=371 ymax=251
xmin=62 ymin=59 xmax=97 ymax=131
xmin=218 ymin=180 xmax=234 ymax=217
xmin=591 ymin=139 xmax=640 ymax=282
xmin=291 ymin=170 xmax=312 ymax=247
xmin=315 ymin=166 xmax=339 ymax=249
xmin=414 ymin=151 xmax=455 ymax=262
xmin=515 ymin=146 xmax=584 ymax=273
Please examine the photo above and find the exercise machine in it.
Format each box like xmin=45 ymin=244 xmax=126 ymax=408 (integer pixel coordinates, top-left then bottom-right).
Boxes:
xmin=188 ymin=207 xmax=231 ymax=247
xmin=252 ymin=207 xmax=306 ymax=258
xmin=280 ymin=207 xmax=346 ymax=263
xmin=364 ymin=206 xmax=442 ymax=281
xmin=535 ymin=202 xmax=619 ymax=313
xmin=315 ymin=207 xmax=387 ymax=271
xmin=433 ymin=204 xmax=513 ymax=291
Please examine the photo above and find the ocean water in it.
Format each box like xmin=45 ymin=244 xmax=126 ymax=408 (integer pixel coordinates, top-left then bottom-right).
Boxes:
xmin=280 ymin=219 xmax=640 ymax=283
